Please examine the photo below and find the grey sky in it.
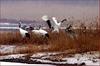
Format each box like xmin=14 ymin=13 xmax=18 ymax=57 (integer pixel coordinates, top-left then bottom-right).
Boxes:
xmin=0 ymin=0 xmax=99 ymax=20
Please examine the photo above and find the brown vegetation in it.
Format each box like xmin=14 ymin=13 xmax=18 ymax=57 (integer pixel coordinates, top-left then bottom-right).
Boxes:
xmin=0 ymin=27 xmax=100 ymax=55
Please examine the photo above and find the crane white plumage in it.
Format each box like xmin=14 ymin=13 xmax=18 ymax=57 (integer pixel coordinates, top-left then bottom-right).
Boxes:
xmin=42 ymin=15 xmax=52 ymax=29
xmin=31 ymin=26 xmax=49 ymax=38
xmin=42 ymin=15 xmax=67 ymax=33
xmin=52 ymin=17 xmax=67 ymax=33
xmin=18 ymin=22 xmax=30 ymax=38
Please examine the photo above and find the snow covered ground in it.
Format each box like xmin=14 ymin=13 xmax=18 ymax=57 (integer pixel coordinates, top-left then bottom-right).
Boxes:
xmin=0 ymin=62 xmax=55 ymax=66
xmin=0 ymin=51 xmax=100 ymax=66
xmin=0 ymin=45 xmax=16 ymax=54
xmin=0 ymin=45 xmax=100 ymax=66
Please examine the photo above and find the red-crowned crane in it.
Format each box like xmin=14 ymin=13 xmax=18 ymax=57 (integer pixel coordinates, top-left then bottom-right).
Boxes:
xmin=42 ymin=15 xmax=67 ymax=33
xmin=18 ymin=22 xmax=30 ymax=38
xmin=52 ymin=17 xmax=67 ymax=33
xmin=31 ymin=25 xmax=49 ymax=38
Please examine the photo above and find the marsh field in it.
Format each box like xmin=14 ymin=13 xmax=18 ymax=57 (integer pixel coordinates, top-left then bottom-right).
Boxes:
xmin=0 ymin=18 xmax=100 ymax=66
xmin=0 ymin=0 xmax=100 ymax=66
xmin=0 ymin=26 xmax=100 ymax=66
xmin=0 ymin=29 xmax=100 ymax=55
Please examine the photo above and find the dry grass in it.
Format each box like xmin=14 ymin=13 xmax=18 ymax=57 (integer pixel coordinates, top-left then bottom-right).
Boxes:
xmin=0 ymin=28 xmax=100 ymax=55
xmin=75 ymin=29 xmax=100 ymax=52
xmin=0 ymin=32 xmax=48 ymax=45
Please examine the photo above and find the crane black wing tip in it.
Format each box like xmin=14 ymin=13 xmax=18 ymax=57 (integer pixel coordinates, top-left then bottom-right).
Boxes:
xmin=45 ymin=33 xmax=49 ymax=38
xmin=25 ymin=33 xmax=30 ymax=39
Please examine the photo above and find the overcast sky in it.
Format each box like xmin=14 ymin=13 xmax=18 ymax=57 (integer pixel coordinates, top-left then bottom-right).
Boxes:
xmin=0 ymin=0 xmax=99 ymax=20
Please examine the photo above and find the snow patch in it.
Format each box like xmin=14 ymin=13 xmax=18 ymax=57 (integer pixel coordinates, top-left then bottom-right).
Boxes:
xmin=0 ymin=45 xmax=16 ymax=54
xmin=0 ymin=51 xmax=100 ymax=66
xmin=0 ymin=62 xmax=55 ymax=66
xmin=0 ymin=54 xmax=26 ymax=60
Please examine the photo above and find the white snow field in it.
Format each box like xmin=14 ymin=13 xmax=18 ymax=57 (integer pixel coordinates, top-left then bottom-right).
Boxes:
xmin=0 ymin=45 xmax=100 ymax=66
xmin=0 ymin=62 xmax=55 ymax=66
xmin=0 ymin=45 xmax=16 ymax=54
xmin=0 ymin=51 xmax=100 ymax=66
